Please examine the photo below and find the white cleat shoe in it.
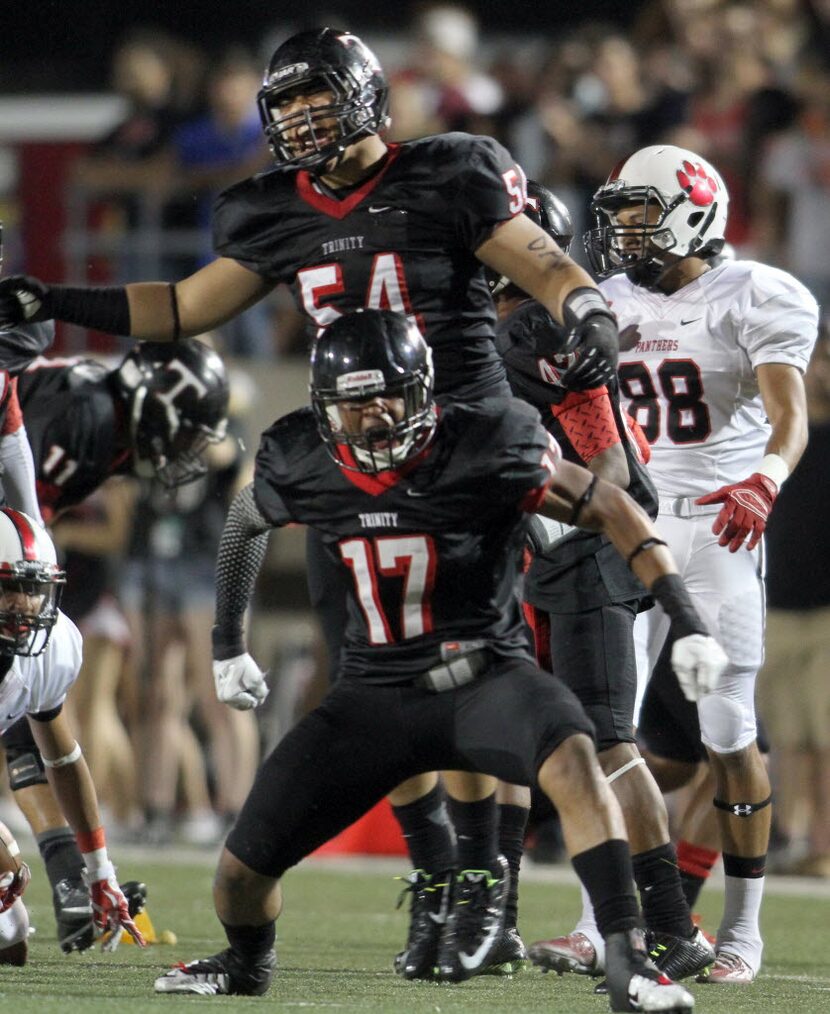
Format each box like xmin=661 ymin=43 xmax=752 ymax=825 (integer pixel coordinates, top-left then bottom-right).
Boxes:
xmin=528 ymin=930 xmax=604 ymax=975
xmin=695 ymin=949 xmax=755 ymax=984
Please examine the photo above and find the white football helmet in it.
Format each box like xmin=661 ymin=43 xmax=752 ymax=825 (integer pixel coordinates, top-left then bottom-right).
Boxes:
xmin=0 ymin=508 xmax=64 ymax=657
xmin=584 ymin=145 xmax=728 ymax=288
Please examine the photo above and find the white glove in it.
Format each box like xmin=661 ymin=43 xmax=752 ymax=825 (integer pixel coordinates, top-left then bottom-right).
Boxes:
xmin=671 ymin=633 xmax=728 ymax=702
xmin=213 ymin=653 xmax=269 ymax=710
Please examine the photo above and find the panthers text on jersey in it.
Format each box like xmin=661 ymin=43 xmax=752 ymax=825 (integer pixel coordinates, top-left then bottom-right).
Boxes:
xmin=0 ymin=612 xmax=82 ymax=734
xmin=214 ymin=133 xmax=527 ymax=399
xmin=609 ymin=260 xmax=819 ymax=500
xmin=253 ymin=399 xmax=559 ymax=680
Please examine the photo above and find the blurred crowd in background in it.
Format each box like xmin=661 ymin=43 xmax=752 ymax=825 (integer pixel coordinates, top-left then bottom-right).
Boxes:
xmin=0 ymin=1 xmax=828 ymax=870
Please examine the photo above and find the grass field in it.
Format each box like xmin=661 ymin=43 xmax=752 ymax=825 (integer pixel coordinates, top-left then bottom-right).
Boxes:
xmin=2 ymin=848 xmax=828 ymax=1013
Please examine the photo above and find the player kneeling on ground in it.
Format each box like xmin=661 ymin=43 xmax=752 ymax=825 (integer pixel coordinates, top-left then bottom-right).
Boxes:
xmin=155 ymin=310 xmax=725 ymax=1012
xmin=0 ymin=508 xmax=144 ymax=958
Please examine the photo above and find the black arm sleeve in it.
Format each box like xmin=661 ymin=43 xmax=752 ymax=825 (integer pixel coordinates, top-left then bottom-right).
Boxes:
xmin=212 ymin=482 xmax=274 ymax=660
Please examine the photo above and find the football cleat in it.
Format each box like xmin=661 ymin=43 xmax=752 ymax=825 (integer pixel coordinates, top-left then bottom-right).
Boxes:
xmin=153 ymin=947 xmax=276 ymax=995
xmin=393 ymin=868 xmax=451 ymax=980
xmin=605 ymin=928 xmax=695 ymax=1012
xmin=435 ymin=855 xmax=509 ymax=982
xmin=529 ymin=930 xmax=603 ymax=976
xmin=53 ymin=877 xmax=95 ymax=953
xmin=479 ymin=926 xmax=530 ymax=976
xmin=695 ymin=950 xmax=755 ymax=984
xmin=647 ymin=927 xmax=714 ymax=980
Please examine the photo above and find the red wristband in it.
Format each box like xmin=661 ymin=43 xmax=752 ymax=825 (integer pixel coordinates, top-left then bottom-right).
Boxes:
xmin=77 ymin=827 xmax=106 ymax=854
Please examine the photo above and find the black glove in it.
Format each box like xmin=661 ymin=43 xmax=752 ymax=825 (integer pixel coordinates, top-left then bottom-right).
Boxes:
xmin=559 ymin=313 xmax=619 ymax=391
xmin=0 ymin=275 xmax=52 ymax=329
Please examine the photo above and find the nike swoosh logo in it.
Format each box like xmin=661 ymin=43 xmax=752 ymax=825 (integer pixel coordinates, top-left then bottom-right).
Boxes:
xmin=406 ymin=488 xmax=429 ymax=497
xmin=458 ymin=919 xmax=501 ymax=970
xmin=368 ymin=205 xmax=393 ymax=213
xmin=680 ymin=317 xmax=702 ymax=326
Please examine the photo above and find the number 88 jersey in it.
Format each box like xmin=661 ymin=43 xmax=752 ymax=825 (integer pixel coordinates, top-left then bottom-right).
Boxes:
xmin=606 ymin=260 xmax=818 ymax=500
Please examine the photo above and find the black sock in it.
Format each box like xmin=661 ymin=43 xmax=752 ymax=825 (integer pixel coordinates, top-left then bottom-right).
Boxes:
xmin=36 ymin=827 xmax=85 ymax=888
xmin=447 ymin=792 xmax=499 ymax=873
xmin=498 ymin=803 xmax=528 ymax=929
xmin=571 ymin=839 xmax=640 ymax=938
xmin=392 ymin=783 xmax=455 ymax=874
xmin=222 ymin=920 xmax=276 ymax=959
xmin=632 ymin=843 xmax=694 ymax=938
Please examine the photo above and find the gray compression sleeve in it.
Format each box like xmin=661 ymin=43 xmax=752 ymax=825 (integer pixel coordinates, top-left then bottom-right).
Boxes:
xmin=212 ymin=482 xmax=274 ymax=660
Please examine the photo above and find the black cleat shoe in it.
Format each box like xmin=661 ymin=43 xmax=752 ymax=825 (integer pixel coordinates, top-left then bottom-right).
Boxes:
xmin=393 ymin=868 xmax=451 ymax=980
xmin=480 ymin=926 xmax=530 ymax=976
xmin=435 ymin=855 xmax=509 ymax=982
xmin=154 ymin=947 xmax=276 ymax=996
xmin=604 ymin=928 xmax=695 ymax=1013
xmin=648 ymin=927 xmax=715 ymax=981
xmin=53 ymin=877 xmax=95 ymax=954
xmin=120 ymin=880 xmax=149 ymax=918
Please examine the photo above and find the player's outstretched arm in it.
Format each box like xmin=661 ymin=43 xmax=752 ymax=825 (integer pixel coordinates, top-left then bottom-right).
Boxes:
xmin=25 ymin=711 xmax=145 ymax=949
xmin=536 ymin=459 xmax=727 ymax=700
xmin=0 ymin=258 xmax=273 ymax=341
xmin=212 ymin=483 xmax=275 ymax=710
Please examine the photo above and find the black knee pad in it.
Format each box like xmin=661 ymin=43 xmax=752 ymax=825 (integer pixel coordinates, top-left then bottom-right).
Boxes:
xmin=2 ymin=717 xmax=48 ymax=790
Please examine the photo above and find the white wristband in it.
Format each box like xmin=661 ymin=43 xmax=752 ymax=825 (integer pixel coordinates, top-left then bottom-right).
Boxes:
xmin=758 ymin=453 xmax=789 ymax=489
xmin=81 ymin=847 xmax=112 ymax=880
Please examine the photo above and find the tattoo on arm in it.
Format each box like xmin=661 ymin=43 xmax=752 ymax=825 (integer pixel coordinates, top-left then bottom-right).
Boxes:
xmin=527 ymin=235 xmax=569 ymax=271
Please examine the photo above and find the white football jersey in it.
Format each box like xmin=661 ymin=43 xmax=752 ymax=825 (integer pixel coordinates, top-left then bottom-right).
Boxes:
xmin=606 ymin=260 xmax=819 ymax=499
xmin=0 ymin=611 xmax=82 ymax=734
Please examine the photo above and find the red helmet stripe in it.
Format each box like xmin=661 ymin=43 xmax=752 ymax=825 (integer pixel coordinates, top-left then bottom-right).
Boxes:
xmin=2 ymin=508 xmax=38 ymax=561
xmin=607 ymin=156 xmax=629 ymax=182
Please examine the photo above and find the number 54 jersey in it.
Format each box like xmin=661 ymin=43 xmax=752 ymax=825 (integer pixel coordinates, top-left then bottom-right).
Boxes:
xmin=607 ymin=260 xmax=818 ymax=500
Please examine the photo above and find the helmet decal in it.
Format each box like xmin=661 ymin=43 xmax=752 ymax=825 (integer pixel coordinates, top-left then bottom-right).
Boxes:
xmin=676 ymin=160 xmax=719 ymax=207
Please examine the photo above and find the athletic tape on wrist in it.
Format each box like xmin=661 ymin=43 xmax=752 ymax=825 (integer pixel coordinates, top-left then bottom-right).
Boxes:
xmin=758 ymin=454 xmax=789 ymax=489
xmin=42 ymin=741 xmax=82 ymax=768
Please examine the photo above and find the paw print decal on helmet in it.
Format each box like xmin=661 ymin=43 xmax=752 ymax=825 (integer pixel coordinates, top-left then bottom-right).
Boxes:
xmin=676 ymin=160 xmax=719 ymax=207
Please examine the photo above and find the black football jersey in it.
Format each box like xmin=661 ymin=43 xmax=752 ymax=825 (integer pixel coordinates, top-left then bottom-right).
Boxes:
xmin=495 ymin=300 xmax=658 ymax=612
xmin=253 ymin=399 xmax=556 ymax=681
xmin=214 ymin=133 xmax=526 ymax=400
xmin=17 ymin=360 xmax=130 ymax=518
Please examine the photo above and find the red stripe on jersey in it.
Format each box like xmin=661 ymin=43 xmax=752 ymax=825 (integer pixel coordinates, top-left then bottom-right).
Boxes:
xmin=3 ymin=507 xmax=38 ymax=560
xmin=522 ymin=600 xmax=552 ymax=673
xmin=1 ymin=379 xmax=23 ymax=435
xmin=296 ymin=144 xmax=402 ymax=220
xmin=552 ymin=388 xmax=620 ymax=464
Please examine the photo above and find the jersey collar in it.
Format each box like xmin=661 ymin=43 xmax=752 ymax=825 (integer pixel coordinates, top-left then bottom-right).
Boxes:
xmin=296 ymin=144 xmax=401 ymax=220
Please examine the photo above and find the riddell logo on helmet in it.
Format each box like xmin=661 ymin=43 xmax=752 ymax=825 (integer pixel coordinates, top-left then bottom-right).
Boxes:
xmin=268 ymin=62 xmax=309 ymax=84
xmin=676 ymin=161 xmax=718 ymax=207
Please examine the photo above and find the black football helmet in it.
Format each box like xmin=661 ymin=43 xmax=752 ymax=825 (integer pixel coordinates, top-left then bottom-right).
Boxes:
xmin=310 ymin=309 xmax=436 ymax=474
xmin=486 ymin=180 xmax=574 ymax=297
xmin=0 ymin=508 xmax=65 ymax=658
xmin=113 ymin=339 xmax=229 ymax=488
xmin=257 ymin=27 xmax=390 ymax=173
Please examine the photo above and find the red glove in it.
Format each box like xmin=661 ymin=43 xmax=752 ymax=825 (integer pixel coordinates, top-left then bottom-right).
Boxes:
xmin=79 ymin=829 xmax=146 ymax=951
xmin=695 ymin=473 xmax=778 ymax=552
xmin=84 ymin=864 xmax=146 ymax=951
xmin=0 ymin=862 xmax=31 ymax=912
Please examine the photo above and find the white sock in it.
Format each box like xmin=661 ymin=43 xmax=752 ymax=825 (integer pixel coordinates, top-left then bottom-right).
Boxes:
xmin=717 ymin=875 xmax=764 ymax=973
xmin=0 ymin=899 xmax=29 ymax=948
xmin=574 ymin=882 xmax=606 ymax=965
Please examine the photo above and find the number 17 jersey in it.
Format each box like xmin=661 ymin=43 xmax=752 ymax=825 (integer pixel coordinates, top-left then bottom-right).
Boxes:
xmin=608 ymin=260 xmax=818 ymax=500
